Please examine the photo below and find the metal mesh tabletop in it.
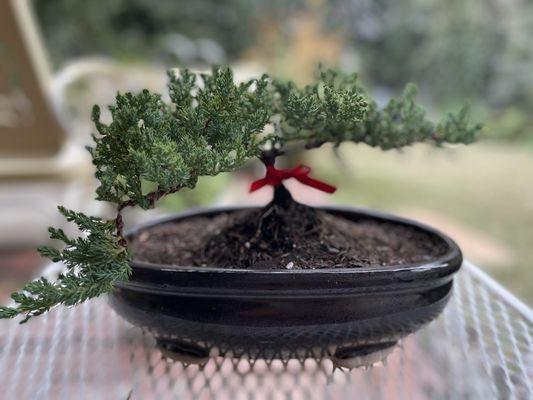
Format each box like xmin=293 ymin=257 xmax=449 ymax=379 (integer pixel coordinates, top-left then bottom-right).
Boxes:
xmin=0 ymin=261 xmax=531 ymax=400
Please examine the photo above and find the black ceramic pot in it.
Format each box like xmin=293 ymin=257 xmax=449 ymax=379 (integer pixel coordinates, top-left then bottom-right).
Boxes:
xmin=109 ymin=206 xmax=462 ymax=365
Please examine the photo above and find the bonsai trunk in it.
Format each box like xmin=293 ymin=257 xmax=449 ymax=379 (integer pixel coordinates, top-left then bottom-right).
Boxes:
xmin=272 ymin=183 xmax=294 ymax=209
xmin=200 ymin=158 xmax=323 ymax=268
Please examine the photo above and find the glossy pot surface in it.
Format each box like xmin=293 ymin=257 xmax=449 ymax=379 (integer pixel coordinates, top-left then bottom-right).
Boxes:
xmin=109 ymin=206 xmax=462 ymax=361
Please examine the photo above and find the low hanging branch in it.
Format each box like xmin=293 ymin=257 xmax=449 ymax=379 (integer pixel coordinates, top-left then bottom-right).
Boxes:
xmin=0 ymin=66 xmax=481 ymax=322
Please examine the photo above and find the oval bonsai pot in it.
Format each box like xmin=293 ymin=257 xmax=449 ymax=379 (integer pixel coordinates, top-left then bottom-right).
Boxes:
xmin=109 ymin=206 xmax=462 ymax=364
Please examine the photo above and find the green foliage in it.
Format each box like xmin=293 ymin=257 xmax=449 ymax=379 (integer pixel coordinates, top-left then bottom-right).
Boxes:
xmin=355 ymin=85 xmax=481 ymax=150
xmin=272 ymin=71 xmax=481 ymax=149
xmin=89 ymin=66 xmax=270 ymax=208
xmin=0 ymin=65 xmax=481 ymax=322
xmin=87 ymin=66 xmax=481 ymax=211
xmin=273 ymin=69 xmax=368 ymax=145
xmin=0 ymin=206 xmax=130 ymax=323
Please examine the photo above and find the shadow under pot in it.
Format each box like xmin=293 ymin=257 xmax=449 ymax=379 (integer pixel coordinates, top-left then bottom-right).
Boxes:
xmin=109 ymin=206 xmax=462 ymax=368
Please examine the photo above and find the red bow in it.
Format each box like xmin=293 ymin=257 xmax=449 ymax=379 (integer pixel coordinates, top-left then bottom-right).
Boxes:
xmin=249 ymin=164 xmax=336 ymax=193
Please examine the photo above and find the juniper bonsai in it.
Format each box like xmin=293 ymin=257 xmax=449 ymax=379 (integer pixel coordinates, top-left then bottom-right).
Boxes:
xmin=0 ymin=66 xmax=481 ymax=322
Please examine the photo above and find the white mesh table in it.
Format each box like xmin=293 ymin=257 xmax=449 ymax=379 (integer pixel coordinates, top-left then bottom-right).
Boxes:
xmin=0 ymin=261 xmax=531 ymax=400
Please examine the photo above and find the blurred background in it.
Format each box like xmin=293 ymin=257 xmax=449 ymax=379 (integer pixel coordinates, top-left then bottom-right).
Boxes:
xmin=1 ymin=0 xmax=532 ymax=302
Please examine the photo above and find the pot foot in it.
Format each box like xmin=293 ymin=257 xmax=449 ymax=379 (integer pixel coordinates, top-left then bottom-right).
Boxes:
xmin=157 ymin=339 xmax=209 ymax=364
xmin=331 ymin=341 xmax=397 ymax=369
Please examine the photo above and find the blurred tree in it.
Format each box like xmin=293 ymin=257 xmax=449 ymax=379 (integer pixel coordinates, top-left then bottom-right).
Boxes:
xmin=325 ymin=0 xmax=533 ymax=143
xmin=327 ymin=1 xmax=531 ymax=99
xmin=32 ymin=0 xmax=303 ymax=66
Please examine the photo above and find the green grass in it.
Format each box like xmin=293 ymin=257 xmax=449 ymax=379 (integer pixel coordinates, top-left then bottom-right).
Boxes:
xmin=308 ymin=142 xmax=533 ymax=303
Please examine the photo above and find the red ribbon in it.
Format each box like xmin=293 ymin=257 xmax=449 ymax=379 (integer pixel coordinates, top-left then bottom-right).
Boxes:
xmin=249 ymin=164 xmax=337 ymax=194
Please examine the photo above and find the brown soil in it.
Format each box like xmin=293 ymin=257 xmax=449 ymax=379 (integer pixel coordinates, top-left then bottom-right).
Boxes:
xmin=129 ymin=190 xmax=448 ymax=270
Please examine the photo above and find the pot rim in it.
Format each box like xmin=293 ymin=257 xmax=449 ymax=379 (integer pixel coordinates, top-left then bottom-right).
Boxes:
xmin=122 ymin=205 xmax=462 ymax=279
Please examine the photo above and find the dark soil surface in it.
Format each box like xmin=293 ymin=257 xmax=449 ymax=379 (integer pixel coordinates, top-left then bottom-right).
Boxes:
xmin=129 ymin=190 xmax=448 ymax=270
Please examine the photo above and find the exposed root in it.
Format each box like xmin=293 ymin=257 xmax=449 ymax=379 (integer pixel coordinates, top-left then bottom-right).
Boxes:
xmin=200 ymin=185 xmax=325 ymax=269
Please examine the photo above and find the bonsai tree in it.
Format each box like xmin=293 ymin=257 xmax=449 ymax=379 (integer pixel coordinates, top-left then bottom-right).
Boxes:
xmin=0 ymin=66 xmax=480 ymax=322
